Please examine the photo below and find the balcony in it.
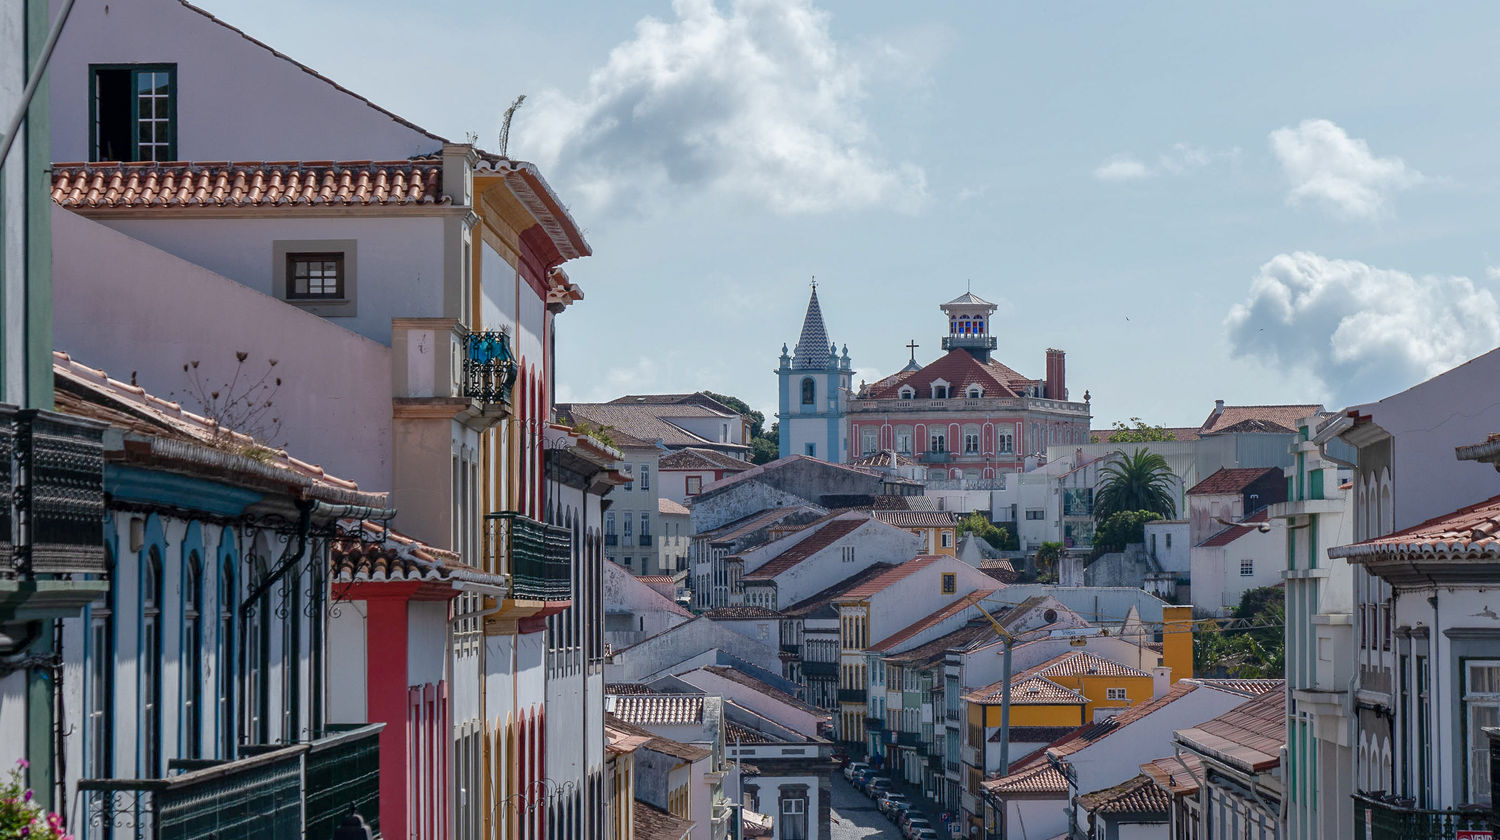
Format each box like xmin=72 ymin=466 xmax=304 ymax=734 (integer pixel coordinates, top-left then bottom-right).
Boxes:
xmin=837 ymin=688 xmax=867 ymax=704
xmin=941 ymin=335 xmax=998 ymax=353
xmin=919 ymin=451 xmax=952 ymax=464
xmin=802 ymin=661 xmax=837 ymax=678
xmin=485 ymin=511 xmax=573 ymax=601
xmin=865 ymin=717 xmax=885 ymax=732
xmin=892 ymin=730 xmax=921 ymax=747
xmin=1352 ymin=793 xmax=1489 ymax=840
xmin=639 ymin=534 xmax=653 ymax=547
xmin=605 ymin=533 xmax=618 ymax=546
xmin=461 ymin=329 xmax=518 ymax=407
xmin=78 ymin=724 xmax=382 ymax=840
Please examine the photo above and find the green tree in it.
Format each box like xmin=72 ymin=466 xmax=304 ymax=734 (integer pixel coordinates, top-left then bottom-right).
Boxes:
xmin=1091 ymin=417 xmax=1177 ymax=443
xmin=1034 ymin=541 xmax=1063 ymax=583
xmin=958 ymin=511 xmax=1016 ymax=550
xmin=1191 ymin=586 xmax=1286 ymax=678
xmin=1094 ymin=448 xmax=1177 ymax=520
xmin=703 ymin=391 xmax=780 ymax=464
xmin=1092 ymin=510 xmax=1164 ymax=553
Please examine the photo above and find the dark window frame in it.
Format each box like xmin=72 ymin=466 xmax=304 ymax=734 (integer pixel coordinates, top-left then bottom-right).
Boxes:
xmin=90 ymin=63 xmax=178 ymax=162
xmin=284 ymin=252 xmax=347 ymax=300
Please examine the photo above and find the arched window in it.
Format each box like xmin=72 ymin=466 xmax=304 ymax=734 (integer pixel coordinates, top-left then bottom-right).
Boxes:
xmin=800 ymin=378 xmax=815 ymax=405
xmin=142 ymin=546 xmax=164 ymax=777
xmin=246 ymin=535 xmax=271 ymax=745
xmin=87 ymin=544 xmax=115 ymax=778
xmin=219 ymin=543 xmax=237 ymax=759
xmin=967 ymin=385 xmax=983 ymax=399
xmin=183 ymin=551 xmax=204 ymax=758
xmin=931 ymin=383 xmax=949 ymax=400
xmin=898 ymin=386 xmax=915 ymax=400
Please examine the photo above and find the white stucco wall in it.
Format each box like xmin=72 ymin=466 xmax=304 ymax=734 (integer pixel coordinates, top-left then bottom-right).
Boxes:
xmin=406 ymin=601 xmax=450 ymax=688
xmin=763 ymin=520 xmax=922 ymax=609
xmin=52 ymin=208 xmax=395 ymax=492
xmin=47 ymin=0 xmax=442 ymax=162
xmin=864 ymin=558 xmax=996 ymax=643
xmin=1143 ymin=521 xmax=1190 ymax=574
xmin=1189 ymin=526 xmax=1281 ymax=616
xmin=327 ymin=603 xmax=368 ymax=723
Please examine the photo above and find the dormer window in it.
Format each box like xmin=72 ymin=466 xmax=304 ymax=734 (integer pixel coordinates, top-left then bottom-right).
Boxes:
xmin=898 ymin=385 xmax=916 ymax=400
xmin=931 ymin=379 xmax=950 ymax=400
xmin=967 ymin=385 xmax=983 ymax=399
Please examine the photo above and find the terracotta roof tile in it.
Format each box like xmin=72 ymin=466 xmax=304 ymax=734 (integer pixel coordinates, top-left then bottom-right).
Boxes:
xmin=658 ymin=497 xmax=691 ymax=517
xmin=742 ymin=517 xmax=867 ymax=581
xmin=834 ymin=556 xmax=947 ymax=602
xmin=870 ymin=590 xmax=997 ymax=652
xmin=53 ymin=161 xmax=447 ymax=210
xmin=726 ymin=720 xmax=778 ymax=745
xmin=331 ymin=521 xmax=501 ymax=587
xmin=989 ymin=726 xmax=1079 ymax=744
xmin=871 ymin=510 xmax=961 ymax=529
xmin=1174 ymin=688 xmax=1284 ymax=773
xmin=780 ymin=563 xmax=897 ymax=618
xmin=883 ymin=620 xmax=994 ymax=668
xmin=1186 ymin=678 xmax=1283 ymax=698
xmin=1047 ymin=682 xmax=1200 ymax=758
xmin=1141 ymin=753 xmax=1202 ymax=797
xmin=1022 ymin=651 xmax=1151 ymax=680
xmin=1077 ymin=773 xmax=1171 ymax=819
xmin=634 ymin=800 xmax=695 ymax=840
xmin=603 ymin=714 xmax=712 ymax=763
xmin=972 ymin=676 xmax=1088 ymax=706
xmin=863 ymin=348 xmax=1036 ymax=400
xmin=1199 ymin=404 xmax=1321 ymax=435
xmin=1330 ymin=491 xmax=1500 ymax=561
xmin=559 ymin=403 xmax=748 ymax=453
xmin=698 ymin=505 xmax=827 ymax=545
xmin=635 ymin=575 xmax=678 ymax=584
xmin=606 ymin=694 xmax=705 ymax=726
xmin=659 ymin=447 xmax=752 ymax=472
xmin=1187 ymin=467 xmax=1282 ymax=496
xmin=703 ymin=606 xmax=781 ymax=619
xmin=981 ymin=760 xmax=1069 ymax=798
xmin=1196 ymin=508 xmax=1271 ymax=547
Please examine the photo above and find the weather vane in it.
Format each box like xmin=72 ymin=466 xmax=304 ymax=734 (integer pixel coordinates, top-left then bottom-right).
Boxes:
xmin=811 ymin=275 xmax=816 ymax=291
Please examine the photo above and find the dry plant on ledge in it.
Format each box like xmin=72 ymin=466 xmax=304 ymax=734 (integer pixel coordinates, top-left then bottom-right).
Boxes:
xmin=172 ymin=352 xmax=284 ymax=459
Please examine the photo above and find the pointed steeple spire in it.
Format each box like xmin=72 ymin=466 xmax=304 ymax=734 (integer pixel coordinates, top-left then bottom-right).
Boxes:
xmin=791 ymin=285 xmax=831 ymax=369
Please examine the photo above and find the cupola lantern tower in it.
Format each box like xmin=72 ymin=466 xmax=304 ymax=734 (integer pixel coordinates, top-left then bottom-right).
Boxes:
xmin=939 ymin=292 xmax=999 ymax=362
xmin=777 ymin=282 xmax=852 ymax=462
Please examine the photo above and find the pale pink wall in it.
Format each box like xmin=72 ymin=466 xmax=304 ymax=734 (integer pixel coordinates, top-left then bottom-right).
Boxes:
xmin=52 ymin=206 xmax=394 ymax=492
xmin=48 ymin=0 xmax=442 ymax=163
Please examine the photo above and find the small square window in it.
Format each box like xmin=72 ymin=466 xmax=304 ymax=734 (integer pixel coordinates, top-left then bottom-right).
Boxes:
xmin=941 ymin=532 xmax=953 ymax=548
xmin=805 ymin=442 xmax=816 ymax=457
xmin=1240 ymin=558 xmax=1254 ymax=577
xmin=686 ymin=476 xmax=702 ymax=495
xmin=941 ymin=573 xmax=956 ymax=594
xmin=1106 ymin=687 xmax=1127 ymax=701
xmin=285 ymin=253 xmax=345 ymax=300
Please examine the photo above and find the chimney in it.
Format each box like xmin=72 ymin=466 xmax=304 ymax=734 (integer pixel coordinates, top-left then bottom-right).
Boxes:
xmin=1161 ymin=605 xmax=1194 ymax=683
xmin=1045 ymin=349 xmax=1066 ymax=401
xmin=1212 ymin=399 xmax=1225 ymax=418
xmin=1151 ymin=665 xmax=1173 ymax=699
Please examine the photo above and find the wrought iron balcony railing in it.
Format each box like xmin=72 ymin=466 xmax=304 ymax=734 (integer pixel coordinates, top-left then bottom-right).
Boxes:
xmin=605 ymin=534 xmax=618 ymax=546
xmin=78 ymin=724 xmax=382 ymax=840
xmin=486 ymin=511 xmax=572 ymax=601
xmin=918 ymin=451 xmax=952 ymax=464
xmin=837 ymin=688 xmax=867 ymax=704
xmin=865 ymin=717 xmax=885 ymax=731
xmin=3 ymin=408 xmax=108 ymax=579
xmin=801 ymin=660 xmax=837 ymax=678
xmin=1352 ymin=793 xmax=1490 ymax=840
xmin=639 ymin=534 xmax=653 ymax=547
xmin=462 ymin=329 xmax=518 ymax=406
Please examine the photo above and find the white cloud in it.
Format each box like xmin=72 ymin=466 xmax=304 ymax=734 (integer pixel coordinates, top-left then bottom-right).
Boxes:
xmin=519 ymin=0 xmax=926 ymax=215
xmin=1093 ymin=155 xmax=1150 ymax=182
xmin=1092 ymin=143 xmax=1238 ymax=182
xmin=1268 ymin=119 xmax=1423 ymax=219
xmin=1225 ymin=252 xmax=1500 ymax=403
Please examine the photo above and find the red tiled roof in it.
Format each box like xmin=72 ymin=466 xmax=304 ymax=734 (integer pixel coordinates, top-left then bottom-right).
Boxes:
xmin=53 ymin=160 xmax=447 ymax=210
xmin=636 ymin=575 xmax=678 ymax=584
xmin=604 ymin=714 xmax=711 ymax=763
xmin=1141 ymin=753 xmax=1202 ymax=797
xmin=331 ymin=521 xmax=502 ymax=587
xmin=967 ymin=676 xmax=1088 ymax=706
xmin=1174 ymin=688 xmax=1284 ymax=773
xmin=834 ymin=556 xmax=947 ymax=602
xmin=606 ymin=694 xmax=704 ymax=726
xmin=659 ymin=447 xmax=752 ymax=472
xmin=703 ymin=606 xmax=781 ymax=619
xmin=742 ymin=517 xmax=867 ymax=581
xmin=1077 ymin=773 xmax=1171 ymax=819
xmin=1330 ymin=492 xmax=1500 ymax=561
xmin=1186 ymin=679 xmax=1283 ymax=698
xmin=981 ymin=760 xmax=1069 ymax=798
xmin=870 ymin=590 xmax=996 ymax=652
xmin=1023 ymin=651 xmax=1151 ymax=680
xmin=863 ymin=348 xmax=1035 ymax=400
xmin=1047 ymin=682 xmax=1200 ymax=758
xmin=871 ymin=510 xmax=961 ymax=529
xmin=1199 ymin=404 xmax=1321 ymax=435
xmin=634 ymin=800 xmax=695 ymax=840
xmin=884 ymin=620 xmax=994 ymax=667
xmin=698 ymin=505 xmax=826 ymax=545
xmin=1197 ymin=508 xmax=1270 ymax=547
xmin=990 ymin=725 xmax=1081 ymax=744
xmin=1187 ymin=467 xmax=1281 ymax=496
xmin=780 ymin=563 xmax=897 ymax=618
xmin=659 ymin=497 xmax=691 ymax=517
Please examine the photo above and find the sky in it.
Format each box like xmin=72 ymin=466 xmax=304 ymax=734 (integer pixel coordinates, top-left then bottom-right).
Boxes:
xmin=199 ymin=0 xmax=1500 ymax=427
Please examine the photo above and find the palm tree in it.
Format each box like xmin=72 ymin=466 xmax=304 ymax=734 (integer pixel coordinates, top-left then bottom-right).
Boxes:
xmin=1093 ymin=448 xmax=1177 ymax=519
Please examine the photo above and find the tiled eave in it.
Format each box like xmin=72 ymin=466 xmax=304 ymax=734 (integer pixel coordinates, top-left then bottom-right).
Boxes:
xmin=1334 ymin=551 xmax=1500 ymax=587
xmin=478 ymin=158 xmax=591 ymax=264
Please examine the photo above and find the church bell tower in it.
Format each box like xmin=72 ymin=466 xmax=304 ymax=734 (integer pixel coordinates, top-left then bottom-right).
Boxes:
xmin=777 ymin=282 xmax=852 ymax=462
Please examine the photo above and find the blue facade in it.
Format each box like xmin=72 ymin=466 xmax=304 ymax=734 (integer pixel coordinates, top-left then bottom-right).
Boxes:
xmin=778 ymin=287 xmax=852 ymax=461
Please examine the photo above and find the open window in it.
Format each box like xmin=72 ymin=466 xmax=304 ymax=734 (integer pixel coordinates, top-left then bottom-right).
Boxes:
xmin=92 ymin=64 xmax=176 ymax=162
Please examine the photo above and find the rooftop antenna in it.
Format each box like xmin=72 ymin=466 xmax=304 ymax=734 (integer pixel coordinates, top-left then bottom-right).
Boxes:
xmin=967 ymin=278 xmax=972 ymax=293
xmin=498 ymin=94 xmax=527 ymax=157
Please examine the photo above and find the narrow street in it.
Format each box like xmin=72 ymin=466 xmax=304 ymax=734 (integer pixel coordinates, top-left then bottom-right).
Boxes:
xmin=828 ymin=775 xmax=901 ymax=840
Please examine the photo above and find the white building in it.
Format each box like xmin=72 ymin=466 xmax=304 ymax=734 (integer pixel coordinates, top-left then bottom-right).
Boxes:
xmin=739 ymin=512 xmax=924 ymax=610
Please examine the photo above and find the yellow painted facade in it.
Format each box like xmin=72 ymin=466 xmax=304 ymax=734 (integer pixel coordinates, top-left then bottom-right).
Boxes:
xmin=1043 ymin=673 xmax=1155 ymax=719
xmin=907 ymin=525 xmax=958 ymax=556
xmin=968 ymin=695 xmax=1087 ymax=729
xmin=1162 ymin=604 xmax=1194 ymax=683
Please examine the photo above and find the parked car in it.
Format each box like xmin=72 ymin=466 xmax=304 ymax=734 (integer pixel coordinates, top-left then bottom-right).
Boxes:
xmin=904 ymin=816 xmax=934 ymax=838
xmin=878 ymin=792 xmax=909 ymax=815
xmin=843 ymin=761 xmax=869 ymax=781
xmin=851 ymin=769 xmax=874 ymax=790
xmin=897 ymin=809 xmax=923 ymax=832
xmin=864 ymin=776 xmax=892 ymax=798
xmin=912 ymin=829 xmax=941 ymax=840
xmin=888 ymin=799 xmax=913 ymax=822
